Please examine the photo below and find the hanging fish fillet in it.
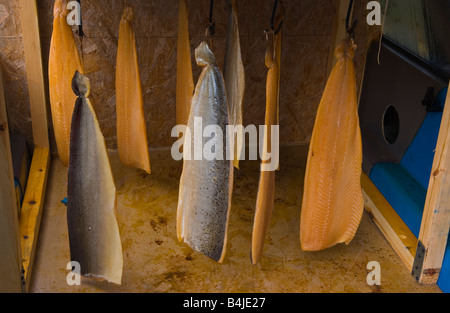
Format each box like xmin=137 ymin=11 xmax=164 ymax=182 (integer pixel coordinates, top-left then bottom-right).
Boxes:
xmin=67 ymin=71 xmax=123 ymax=285
xmin=176 ymin=0 xmax=195 ymax=127
xmin=300 ymin=39 xmax=364 ymax=252
xmin=116 ymin=7 xmax=151 ymax=174
xmin=176 ymin=42 xmax=233 ymax=263
xmin=251 ymin=35 xmax=280 ymax=265
xmin=49 ymin=0 xmax=84 ymax=167
xmin=223 ymin=0 xmax=245 ymax=169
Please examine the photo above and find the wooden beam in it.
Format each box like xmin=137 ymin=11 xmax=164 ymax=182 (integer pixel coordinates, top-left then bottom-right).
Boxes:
xmin=19 ymin=147 xmax=50 ymax=292
xmin=361 ymin=173 xmax=417 ymax=271
xmin=0 ymin=70 xmax=23 ymax=293
xmin=18 ymin=0 xmax=51 ymax=291
xmin=418 ymin=83 xmax=450 ymax=285
xmin=19 ymin=0 xmax=49 ymax=149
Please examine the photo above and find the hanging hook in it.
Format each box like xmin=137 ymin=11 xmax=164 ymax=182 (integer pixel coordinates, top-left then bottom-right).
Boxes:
xmin=267 ymin=0 xmax=283 ymax=35
xmin=270 ymin=0 xmax=279 ymax=31
xmin=76 ymin=0 xmax=85 ymax=38
xmin=266 ymin=0 xmax=284 ymax=35
xmin=345 ymin=0 xmax=357 ymax=39
xmin=206 ymin=0 xmax=216 ymax=37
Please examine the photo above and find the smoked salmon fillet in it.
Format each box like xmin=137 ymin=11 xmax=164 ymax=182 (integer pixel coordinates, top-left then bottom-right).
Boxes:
xmin=223 ymin=0 xmax=245 ymax=169
xmin=300 ymin=39 xmax=364 ymax=252
xmin=251 ymin=32 xmax=281 ymax=265
xmin=49 ymin=0 xmax=84 ymax=167
xmin=176 ymin=42 xmax=233 ymax=263
xmin=176 ymin=0 xmax=194 ymax=127
xmin=67 ymin=71 xmax=123 ymax=285
xmin=116 ymin=7 xmax=151 ymax=174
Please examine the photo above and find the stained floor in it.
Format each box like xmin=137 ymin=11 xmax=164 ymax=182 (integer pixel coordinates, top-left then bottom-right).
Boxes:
xmin=29 ymin=144 xmax=442 ymax=293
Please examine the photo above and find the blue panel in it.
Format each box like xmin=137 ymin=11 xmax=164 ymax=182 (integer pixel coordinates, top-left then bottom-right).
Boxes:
xmin=438 ymin=240 xmax=450 ymax=293
xmin=400 ymin=87 xmax=447 ymax=190
xmin=369 ymin=163 xmax=426 ymax=237
xmin=369 ymin=87 xmax=449 ymax=292
xmin=400 ymin=112 xmax=442 ymax=189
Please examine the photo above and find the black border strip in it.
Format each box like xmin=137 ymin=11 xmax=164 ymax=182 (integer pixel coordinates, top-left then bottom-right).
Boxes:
xmin=382 ymin=36 xmax=450 ymax=85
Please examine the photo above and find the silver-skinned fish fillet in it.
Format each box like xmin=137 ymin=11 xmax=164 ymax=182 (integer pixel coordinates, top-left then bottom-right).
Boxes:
xmin=223 ymin=0 xmax=245 ymax=170
xmin=67 ymin=71 xmax=123 ymax=285
xmin=176 ymin=41 xmax=233 ymax=263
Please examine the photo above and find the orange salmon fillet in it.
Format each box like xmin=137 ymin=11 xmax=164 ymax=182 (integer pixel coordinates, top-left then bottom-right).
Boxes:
xmin=116 ymin=7 xmax=151 ymax=174
xmin=300 ymin=39 xmax=364 ymax=252
xmin=48 ymin=0 xmax=84 ymax=167
xmin=176 ymin=0 xmax=194 ymax=127
xmin=251 ymin=28 xmax=282 ymax=265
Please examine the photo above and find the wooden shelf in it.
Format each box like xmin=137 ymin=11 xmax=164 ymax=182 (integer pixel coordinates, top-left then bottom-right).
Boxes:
xmin=19 ymin=147 xmax=50 ymax=292
xmin=361 ymin=173 xmax=417 ymax=271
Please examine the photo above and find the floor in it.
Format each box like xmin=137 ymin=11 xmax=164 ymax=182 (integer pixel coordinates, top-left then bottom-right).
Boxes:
xmin=29 ymin=144 xmax=442 ymax=293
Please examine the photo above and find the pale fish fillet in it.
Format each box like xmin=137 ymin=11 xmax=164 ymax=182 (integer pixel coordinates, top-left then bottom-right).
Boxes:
xmin=251 ymin=38 xmax=280 ymax=265
xmin=176 ymin=42 xmax=233 ymax=263
xmin=176 ymin=0 xmax=194 ymax=126
xmin=49 ymin=0 xmax=84 ymax=167
xmin=67 ymin=71 xmax=123 ymax=285
xmin=116 ymin=7 xmax=151 ymax=174
xmin=300 ymin=39 xmax=364 ymax=252
xmin=223 ymin=0 xmax=245 ymax=170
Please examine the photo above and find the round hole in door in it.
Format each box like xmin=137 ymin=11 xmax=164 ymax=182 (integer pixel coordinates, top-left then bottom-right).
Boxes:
xmin=382 ymin=105 xmax=400 ymax=145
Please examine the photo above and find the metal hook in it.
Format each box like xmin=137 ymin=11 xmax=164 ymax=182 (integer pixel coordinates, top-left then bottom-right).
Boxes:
xmin=207 ymin=0 xmax=216 ymax=37
xmin=267 ymin=0 xmax=283 ymax=35
xmin=345 ymin=0 xmax=357 ymax=38
xmin=274 ymin=20 xmax=283 ymax=35
xmin=270 ymin=0 xmax=279 ymax=31
xmin=76 ymin=0 xmax=84 ymax=38
xmin=347 ymin=19 xmax=358 ymax=38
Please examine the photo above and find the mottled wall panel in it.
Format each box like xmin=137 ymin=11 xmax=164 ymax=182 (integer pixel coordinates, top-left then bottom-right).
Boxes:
xmin=0 ymin=0 xmax=33 ymax=146
xmin=0 ymin=0 xmax=379 ymax=154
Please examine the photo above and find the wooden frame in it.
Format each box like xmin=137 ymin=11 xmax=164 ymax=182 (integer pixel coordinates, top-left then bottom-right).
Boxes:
xmin=2 ymin=0 xmax=448 ymax=293
xmin=329 ymin=0 xmax=450 ymax=286
xmin=0 ymin=0 xmax=50 ymax=294
xmin=0 ymin=68 xmax=23 ymax=293
xmin=361 ymin=84 xmax=450 ymax=286
xmin=361 ymin=173 xmax=418 ymax=271
xmin=4 ymin=0 xmax=51 ymax=292
xmin=418 ymin=85 xmax=450 ymax=284
xmin=19 ymin=0 xmax=49 ymax=149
